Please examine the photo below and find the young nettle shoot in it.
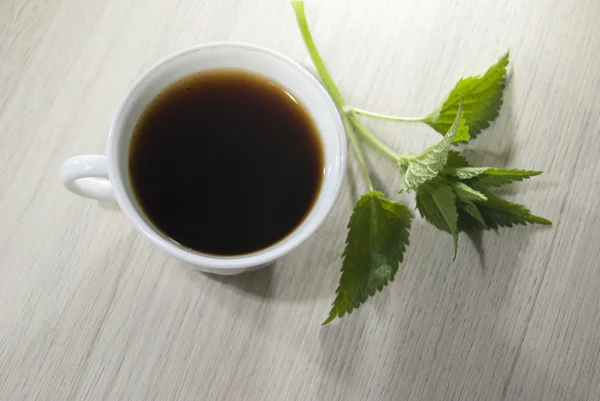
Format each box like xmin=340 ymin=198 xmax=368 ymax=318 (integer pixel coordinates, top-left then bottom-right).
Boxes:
xmin=291 ymin=1 xmax=551 ymax=324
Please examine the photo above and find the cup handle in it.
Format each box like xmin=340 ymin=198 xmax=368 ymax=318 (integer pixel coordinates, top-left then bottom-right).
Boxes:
xmin=61 ymin=155 xmax=116 ymax=201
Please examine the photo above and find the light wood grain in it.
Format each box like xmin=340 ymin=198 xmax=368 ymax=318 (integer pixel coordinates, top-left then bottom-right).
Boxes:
xmin=1 ymin=0 xmax=599 ymax=400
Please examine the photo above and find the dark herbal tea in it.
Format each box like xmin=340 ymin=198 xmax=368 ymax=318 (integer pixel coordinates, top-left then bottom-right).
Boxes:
xmin=129 ymin=70 xmax=324 ymax=255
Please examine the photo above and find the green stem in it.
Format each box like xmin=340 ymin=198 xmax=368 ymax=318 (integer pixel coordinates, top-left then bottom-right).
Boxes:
xmin=292 ymin=1 xmax=374 ymax=191
xmin=348 ymin=114 xmax=402 ymax=161
xmin=343 ymin=116 xmax=374 ymax=191
xmin=291 ymin=1 xmax=346 ymax=109
xmin=351 ymin=107 xmax=428 ymax=123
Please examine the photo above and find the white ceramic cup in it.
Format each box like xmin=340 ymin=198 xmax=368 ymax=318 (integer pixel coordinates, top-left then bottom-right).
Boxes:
xmin=61 ymin=42 xmax=346 ymax=275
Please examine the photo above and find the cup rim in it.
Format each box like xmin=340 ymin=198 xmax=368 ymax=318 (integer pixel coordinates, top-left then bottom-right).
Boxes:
xmin=106 ymin=42 xmax=347 ymax=270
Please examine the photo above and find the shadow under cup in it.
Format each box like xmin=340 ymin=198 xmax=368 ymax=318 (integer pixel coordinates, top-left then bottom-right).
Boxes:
xmin=106 ymin=43 xmax=346 ymax=274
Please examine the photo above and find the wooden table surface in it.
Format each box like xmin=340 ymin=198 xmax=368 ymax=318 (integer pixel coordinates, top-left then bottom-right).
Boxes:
xmin=2 ymin=0 xmax=600 ymax=400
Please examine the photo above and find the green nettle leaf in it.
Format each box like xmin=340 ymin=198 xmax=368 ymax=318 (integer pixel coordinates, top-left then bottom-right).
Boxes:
xmin=448 ymin=179 xmax=488 ymax=202
xmin=472 ymin=190 xmax=552 ymax=229
xmin=445 ymin=165 xmax=542 ymax=185
xmin=445 ymin=150 xmax=470 ymax=168
xmin=415 ymin=180 xmax=459 ymax=256
xmin=324 ymin=192 xmax=412 ymax=324
xmin=468 ymin=169 xmax=542 ymax=187
xmin=401 ymin=106 xmax=464 ymax=192
xmin=452 ymin=114 xmax=470 ymax=143
xmin=458 ymin=201 xmax=488 ymax=230
xmin=425 ymin=52 xmax=509 ymax=140
xmin=443 ymin=166 xmax=489 ymax=179
xmin=441 ymin=153 xmax=551 ymax=230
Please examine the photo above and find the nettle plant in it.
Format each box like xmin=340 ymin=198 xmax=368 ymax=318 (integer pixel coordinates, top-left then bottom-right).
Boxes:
xmin=291 ymin=2 xmax=551 ymax=324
